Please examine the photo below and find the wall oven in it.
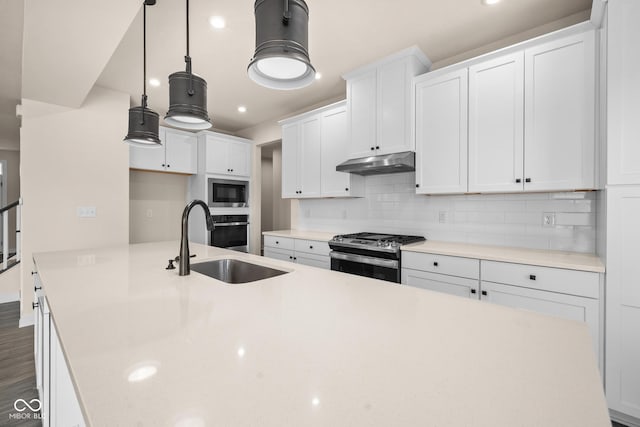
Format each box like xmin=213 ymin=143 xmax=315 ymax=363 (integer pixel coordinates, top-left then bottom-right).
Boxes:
xmin=208 ymin=178 xmax=249 ymax=207
xmin=211 ymin=215 xmax=249 ymax=252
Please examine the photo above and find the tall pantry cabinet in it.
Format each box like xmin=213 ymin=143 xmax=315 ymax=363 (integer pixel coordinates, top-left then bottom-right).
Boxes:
xmin=605 ymin=0 xmax=640 ymax=425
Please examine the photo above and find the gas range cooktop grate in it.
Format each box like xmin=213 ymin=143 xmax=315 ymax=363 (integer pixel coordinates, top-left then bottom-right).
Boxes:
xmin=336 ymin=232 xmax=426 ymax=245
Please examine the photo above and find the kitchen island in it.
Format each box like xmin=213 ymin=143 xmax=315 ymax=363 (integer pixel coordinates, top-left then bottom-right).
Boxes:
xmin=33 ymin=241 xmax=610 ymax=426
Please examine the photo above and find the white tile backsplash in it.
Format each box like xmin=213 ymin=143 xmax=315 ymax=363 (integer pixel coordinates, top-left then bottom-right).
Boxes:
xmin=297 ymin=172 xmax=598 ymax=253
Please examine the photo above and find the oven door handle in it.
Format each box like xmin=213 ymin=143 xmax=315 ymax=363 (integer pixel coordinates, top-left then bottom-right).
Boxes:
xmin=213 ymin=222 xmax=250 ymax=227
xmin=330 ymin=251 xmax=398 ymax=269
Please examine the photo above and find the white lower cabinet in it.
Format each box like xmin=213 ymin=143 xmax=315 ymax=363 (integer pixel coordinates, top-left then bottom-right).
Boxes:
xmin=33 ymin=281 xmax=85 ymax=427
xmin=263 ymin=236 xmax=330 ymax=269
xmin=402 ymin=252 xmax=602 ymax=368
xmin=606 ymin=186 xmax=640 ymax=421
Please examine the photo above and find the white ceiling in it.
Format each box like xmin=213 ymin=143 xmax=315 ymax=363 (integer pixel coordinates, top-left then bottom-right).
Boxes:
xmin=1 ymin=0 xmax=593 ymax=146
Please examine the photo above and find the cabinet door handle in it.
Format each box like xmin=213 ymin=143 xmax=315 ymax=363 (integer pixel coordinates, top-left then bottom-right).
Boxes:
xmin=433 ymin=262 xmax=438 ymax=267
xmin=231 ymin=169 xmax=234 ymax=172
xmin=525 ymin=178 xmax=531 ymax=183
xmin=415 ymin=184 xmax=420 ymax=188
xmin=345 ymin=188 xmax=349 ymax=191
xmin=32 ymin=302 xmax=39 ymax=309
xmin=275 ymin=241 xmax=279 ymax=244
xmin=161 ymin=164 xmax=165 ymax=167
xmin=470 ymin=289 xmax=477 ymax=294
xmin=481 ymin=290 xmax=488 ymax=296
xmin=370 ymin=147 xmax=375 ymax=151
xmin=309 ymin=246 xmax=313 ymax=249
xmin=167 ymin=164 xmax=170 ymax=168
xmin=375 ymin=146 xmax=380 ymax=150
xmin=289 ymin=256 xmax=293 ymax=260
xmin=515 ymin=178 xmax=522 ymax=183
xmin=34 ymin=285 xmax=42 ymax=291
xmin=529 ymin=274 xmax=536 ymax=281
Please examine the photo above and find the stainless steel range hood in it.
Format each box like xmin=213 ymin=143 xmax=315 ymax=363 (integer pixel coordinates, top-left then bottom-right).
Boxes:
xmin=336 ymin=151 xmax=415 ymax=176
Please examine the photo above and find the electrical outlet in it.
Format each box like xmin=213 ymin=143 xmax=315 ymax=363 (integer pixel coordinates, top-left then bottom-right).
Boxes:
xmin=77 ymin=206 xmax=97 ymax=218
xmin=439 ymin=211 xmax=447 ymax=223
xmin=543 ymin=213 xmax=556 ymax=227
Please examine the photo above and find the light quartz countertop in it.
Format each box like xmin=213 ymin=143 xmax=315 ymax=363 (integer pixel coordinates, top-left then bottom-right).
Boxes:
xmin=263 ymin=229 xmax=604 ymax=272
xmin=34 ymin=241 xmax=609 ymax=426
xmin=402 ymin=241 xmax=605 ymax=273
xmin=262 ymin=229 xmax=338 ymax=241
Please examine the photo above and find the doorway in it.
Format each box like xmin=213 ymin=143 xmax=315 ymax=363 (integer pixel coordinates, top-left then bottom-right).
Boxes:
xmin=260 ymin=141 xmax=290 ymax=254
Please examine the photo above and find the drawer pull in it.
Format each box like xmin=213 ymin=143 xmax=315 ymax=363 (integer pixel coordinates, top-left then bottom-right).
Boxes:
xmin=470 ymin=289 xmax=477 ymax=294
xmin=309 ymin=246 xmax=313 ymax=249
xmin=529 ymin=274 xmax=536 ymax=281
xmin=481 ymin=290 xmax=488 ymax=296
xmin=289 ymin=256 xmax=293 ymax=260
xmin=34 ymin=285 xmax=42 ymax=291
xmin=276 ymin=241 xmax=279 ymax=244
xmin=433 ymin=262 xmax=438 ymax=267
xmin=515 ymin=178 xmax=522 ymax=183
xmin=32 ymin=302 xmax=39 ymax=309
xmin=525 ymin=178 xmax=531 ymax=183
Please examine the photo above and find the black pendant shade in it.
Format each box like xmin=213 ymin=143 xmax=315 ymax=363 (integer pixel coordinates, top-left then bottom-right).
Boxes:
xmin=124 ymin=0 xmax=161 ymax=147
xmin=165 ymin=0 xmax=212 ymax=130
xmin=248 ymin=0 xmax=315 ymax=90
xmin=165 ymin=71 xmax=211 ymax=130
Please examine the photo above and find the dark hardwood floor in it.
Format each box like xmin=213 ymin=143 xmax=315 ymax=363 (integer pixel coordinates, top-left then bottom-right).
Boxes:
xmin=0 ymin=302 xmax=41 ymax=426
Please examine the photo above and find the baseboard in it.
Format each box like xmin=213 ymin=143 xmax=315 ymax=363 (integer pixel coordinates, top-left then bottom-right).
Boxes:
xmin=611 ymin=409 xmax=640 ymax=427
xmin=19 ymin=313 xmax=34 ymax=328
xmin=0 ymin=291 xmax=19 ymax=303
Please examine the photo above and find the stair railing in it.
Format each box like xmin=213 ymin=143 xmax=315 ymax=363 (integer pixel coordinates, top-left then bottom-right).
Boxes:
xmin=0 ymin=198 xmax=21 ymax=271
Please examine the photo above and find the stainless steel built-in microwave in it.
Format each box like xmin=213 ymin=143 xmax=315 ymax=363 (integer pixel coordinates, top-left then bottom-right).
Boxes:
xmin=208 ymin=178 xmax=249 ymax=207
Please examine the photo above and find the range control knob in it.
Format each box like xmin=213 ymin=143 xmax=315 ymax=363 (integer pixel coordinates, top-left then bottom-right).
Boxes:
xmin=390 ymin=241 xmax=399 ymax=248
xmin=333 ymin=235 xmax=344 ymax=242
xmin=376 ymin=240 xmax=384 ymax=247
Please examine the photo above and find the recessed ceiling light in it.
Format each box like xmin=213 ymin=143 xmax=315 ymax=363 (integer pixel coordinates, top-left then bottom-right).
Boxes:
xmin=315 ymin=72 xmax=322 ymax=80
xmin=209 ymin=16 xmax=226 ymax=29
xmin=482 ymin=0 xmax=501 ymax=5
xmin=237 ymin=106 xmax=247 ymax=113
xmin=149 ymin=78 xmax=160 ymax=87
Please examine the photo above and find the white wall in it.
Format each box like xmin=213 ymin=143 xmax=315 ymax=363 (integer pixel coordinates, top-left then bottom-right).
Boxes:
xmin=20 ymin=86 xmax=130 ymax=319
xmin=297 ymin=172 xmax=597 ymax=253
xmin=261 ymin=157 xmax=274 ymax=233
xmin=0 ymin=149 xmax=20 ymax=249
xmin=129 ymin=170 xmax=188 ymax=243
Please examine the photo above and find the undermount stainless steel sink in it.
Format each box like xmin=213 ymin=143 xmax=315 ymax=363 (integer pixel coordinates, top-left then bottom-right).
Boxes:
xmin=190 ymin=259 xmax=288 ymax=284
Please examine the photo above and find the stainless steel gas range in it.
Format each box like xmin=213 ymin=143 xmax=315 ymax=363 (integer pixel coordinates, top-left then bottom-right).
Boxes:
xmin=328 ymin=232 xmax=426 ymax=283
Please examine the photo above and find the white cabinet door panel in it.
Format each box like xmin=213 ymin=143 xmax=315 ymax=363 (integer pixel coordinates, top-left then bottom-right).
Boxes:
xmin=281 ymin=124 xmax=299 ymax=198
xmin=606 ymin=186 xmax=640 ymax=417
xmin=469 ymin=52 xmax=524 ymax=193
xmin=415 ymin=69 xmax=468 ymax=194
xmin=608 ymin=0 xmax=640 ymax=185
xmin=524 ymin=31 xmax=595 ymax=191
xmin=165 ymin=130 xmax=196 ymax=174
xmin=205 ymin=137 xmax=230 ymax=175
xmin=378 ymin=59 xmax=410 ymax=154
xmin=299 ymin=118 xmax=321 ymax=197
xmin=264 ymin=247 xmax=294 ymax=263
xmin=481 ymin=281 xmax=599 ymax=362
xmin=347 ymin=71 xmax=377 ymax=158
xmin=320 ymin=108 xmax=351 ymax=197
xmin=129 ymin=128 xmax=166 ymax=171
xmin=228 ymin=141 xmax=250 ymax=177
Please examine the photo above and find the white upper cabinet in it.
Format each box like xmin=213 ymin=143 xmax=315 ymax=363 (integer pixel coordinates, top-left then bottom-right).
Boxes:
xmin=281 ymin=101 xmax=364 ymax=199
xmin=414 ymin=26 xmax=597 ymax=195
xmin=608 ymin=0 xmax=640 ymax=185
xmin=200 ymin=133 xmax=251 ymax=177
xmin=129 ymin=127 xmax=197 ymax=174
xmin=281 ymin=117 xmax=321 ymax=198
xmin=320 ymin=104 xmax=364 ymax=197
xmin=414 ymin=68 xmax=468 ymax=194
xmin=344 ymin=47 xmax=431 ymax=159
xmin=468 ymin=52 xmax=524 ymax=193
xmin=523 ymin=31 xmax=596 ymax=191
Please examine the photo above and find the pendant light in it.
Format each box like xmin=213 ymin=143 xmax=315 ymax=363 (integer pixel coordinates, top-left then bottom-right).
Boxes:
xmin=124 ymin=0 xmax=161 ymax=147
xmin=248 ymin=0 xmax=315 ymax=90
xmin=165 ymin=0 xmax=212 ymax=130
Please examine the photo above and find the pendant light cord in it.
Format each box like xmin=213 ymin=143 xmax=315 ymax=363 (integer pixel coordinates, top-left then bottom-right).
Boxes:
xmin=185 ymin=0 xmax=194 ymax=95
xmin=142 ymin=1 xmax=148 ymax=109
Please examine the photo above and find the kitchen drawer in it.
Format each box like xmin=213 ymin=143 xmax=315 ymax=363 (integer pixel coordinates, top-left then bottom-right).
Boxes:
xmin=481 ymin=260 xmax=599 ymax=299
xmin=263 ymin=236 xmax=294 ymax=251
xmin=296 ymin=253 xmax=330 ymax=270
xmin=294 ymin=239 xmax=330 ymax=256
xmin=402 ymin=251 xmax=480 ymax=279
xmin=263 ymin=247 xmax=293 ymax=262
xmin=403 ymin=268 xmax=480 ymax=299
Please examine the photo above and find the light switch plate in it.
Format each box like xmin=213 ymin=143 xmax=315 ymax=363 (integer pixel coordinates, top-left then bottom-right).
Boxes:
xmin=543 ymin=212 xmax=555 ymax=227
